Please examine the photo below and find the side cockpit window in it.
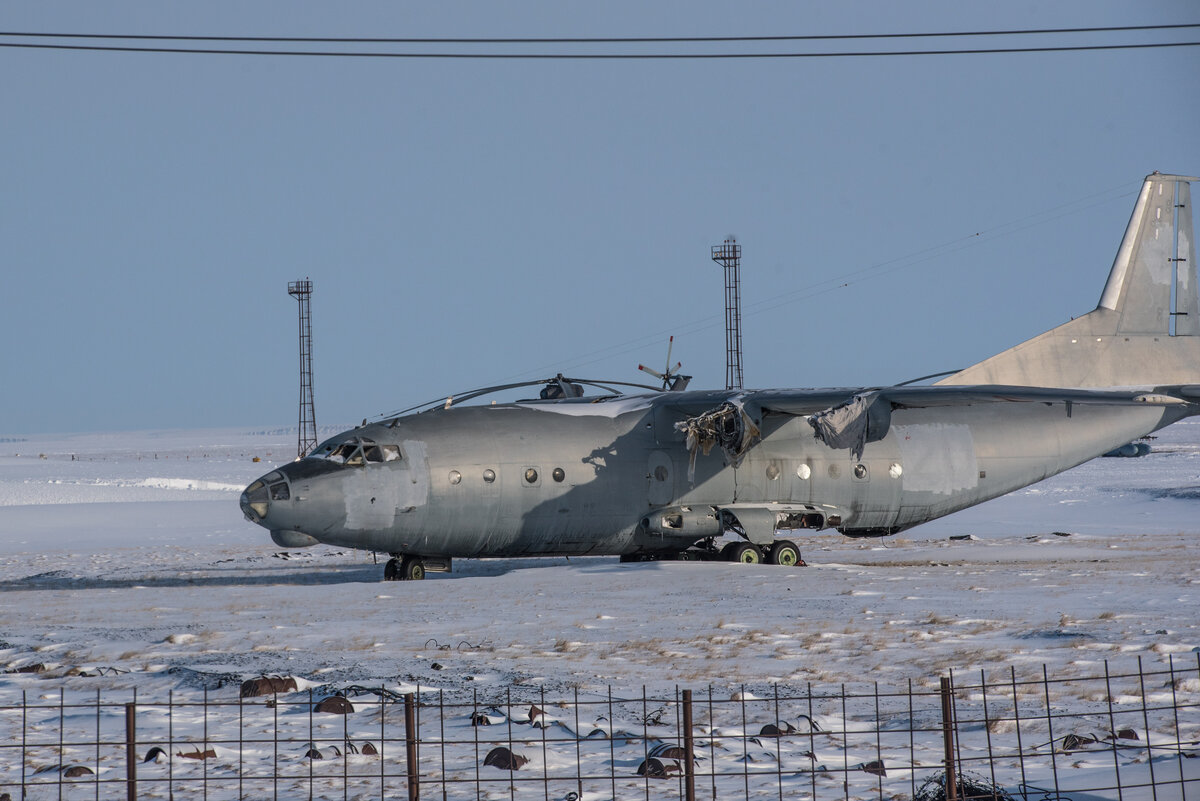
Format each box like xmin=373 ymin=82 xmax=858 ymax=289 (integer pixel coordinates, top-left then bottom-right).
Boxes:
xmin=326 ymin=442 xmax=360 ymax=465
xmin=313 ymin=437 xmax=401 ymax=467
xmin=363 ymin=443 xmax=401 ymax=463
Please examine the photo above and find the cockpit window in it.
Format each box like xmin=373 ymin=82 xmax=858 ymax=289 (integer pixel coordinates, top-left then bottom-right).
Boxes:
xmin=326 ymin=442 xmax=359 ymax=464
xmin=312 ymin=437 xmax=401 ymax=466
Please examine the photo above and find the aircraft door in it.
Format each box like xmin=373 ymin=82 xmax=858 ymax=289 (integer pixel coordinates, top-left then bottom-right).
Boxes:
xmin=647 ymin=450 xmax=674 ymax=506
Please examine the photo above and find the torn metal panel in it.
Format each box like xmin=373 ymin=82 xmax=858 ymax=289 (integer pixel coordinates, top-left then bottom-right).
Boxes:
xmin=807 ymin=392 xmax=892 ymax=461
xmin=673 ymin=399 xmax=762 ymax=483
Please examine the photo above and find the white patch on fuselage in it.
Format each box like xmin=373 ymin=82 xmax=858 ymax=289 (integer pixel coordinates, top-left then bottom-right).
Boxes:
xmin=514 ymin=396 xmax=654 ymax=418
xmin=342 ymin=439 xmax=431 ymax=531
xmin=892 ymin=423 xmax=979 ymax=495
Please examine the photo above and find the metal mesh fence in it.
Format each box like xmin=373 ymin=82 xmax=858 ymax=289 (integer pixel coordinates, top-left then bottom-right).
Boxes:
xmin=1 ymin=655 xmax=1196 ymax=800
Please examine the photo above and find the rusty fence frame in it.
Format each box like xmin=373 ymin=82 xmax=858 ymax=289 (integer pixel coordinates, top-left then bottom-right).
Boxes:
xmin=1 ymin=655 xmax=1197 ymax=801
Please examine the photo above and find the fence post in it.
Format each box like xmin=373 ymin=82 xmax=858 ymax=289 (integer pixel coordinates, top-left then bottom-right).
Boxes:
xmin=405 ymin=692 xmax=419 ymax=801
xmin=125 ymin=702 xmax=137 ymax=801
xmin=682 ymin=689 xmax=696 ymax=801
xmin=940 ymin=677 xmax=957 ymax=801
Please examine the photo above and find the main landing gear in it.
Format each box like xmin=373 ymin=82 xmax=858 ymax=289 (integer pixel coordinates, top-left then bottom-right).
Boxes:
xmin=620 ymin=538 xmax=805 ymax=566
xmin=718 ymin=539 xmax=803 ymax=566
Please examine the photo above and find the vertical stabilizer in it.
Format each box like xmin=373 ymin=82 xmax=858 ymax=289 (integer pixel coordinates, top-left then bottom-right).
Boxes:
xmin=937 ymin=173 xmax=1200 ymax=388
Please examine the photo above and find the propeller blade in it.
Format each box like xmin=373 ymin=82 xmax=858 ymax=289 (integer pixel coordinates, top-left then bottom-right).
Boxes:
xmin=664 ymin=336 xmax=674 ymax=374
xmin=638 ymin=365 xmax=666 ymax=380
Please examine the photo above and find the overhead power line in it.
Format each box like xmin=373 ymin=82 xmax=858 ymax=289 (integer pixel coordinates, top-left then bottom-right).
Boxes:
xmin=1 ymin=22 xmax=1197 ymax=44
xmin=2 ymin=40 xmax=1197 ymax=59
xmin=0 ymin=23 xmax=1198 ymax=58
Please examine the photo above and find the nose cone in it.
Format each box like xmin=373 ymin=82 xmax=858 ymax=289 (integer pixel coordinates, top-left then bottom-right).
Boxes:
xmin=240 ymin=470 xmax=289 ymax=527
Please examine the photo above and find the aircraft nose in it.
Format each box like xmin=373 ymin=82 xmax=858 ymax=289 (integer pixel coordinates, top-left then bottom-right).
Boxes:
xmin=240 ymin=470 xmax=290 ymax=525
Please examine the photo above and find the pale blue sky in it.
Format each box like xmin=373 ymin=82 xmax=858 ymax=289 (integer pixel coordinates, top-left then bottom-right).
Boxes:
xmin=2 ymin=2 xmax=1197 ymax=434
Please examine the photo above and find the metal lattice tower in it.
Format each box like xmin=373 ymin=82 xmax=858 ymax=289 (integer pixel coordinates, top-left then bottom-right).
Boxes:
xmin=288 ymin=279 xmax=317 ymax=458
xmin=711 ymin=238 xmax=744 ymax=390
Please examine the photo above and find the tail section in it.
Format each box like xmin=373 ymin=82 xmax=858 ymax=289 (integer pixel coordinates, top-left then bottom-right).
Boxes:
xmin=938 ymin=172 xmax=1200 ymax=388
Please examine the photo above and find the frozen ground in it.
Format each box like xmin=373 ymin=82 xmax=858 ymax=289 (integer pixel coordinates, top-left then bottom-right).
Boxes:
xmin=0 ymin=422 xmax=1197 ymax=700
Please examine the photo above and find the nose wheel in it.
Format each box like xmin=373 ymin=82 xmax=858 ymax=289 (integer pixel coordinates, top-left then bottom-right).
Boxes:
xmin=384 ymin=555 xmax=427 ymax=581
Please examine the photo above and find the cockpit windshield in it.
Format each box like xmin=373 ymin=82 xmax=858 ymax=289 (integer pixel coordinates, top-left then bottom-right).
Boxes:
xmin=310 ymin=437 xmax=401 ymax=466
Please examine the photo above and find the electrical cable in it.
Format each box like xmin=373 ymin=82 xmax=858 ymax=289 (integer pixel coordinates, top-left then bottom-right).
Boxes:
xmin=0 ymin=22 xmax=1197 ymax=44
xmin=1 ymin=34 xmax=1198 ymax=59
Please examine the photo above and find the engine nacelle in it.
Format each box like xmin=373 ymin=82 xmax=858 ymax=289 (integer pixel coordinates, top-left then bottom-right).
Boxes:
xmin=641 ymin=506 xmax=724 ymax=538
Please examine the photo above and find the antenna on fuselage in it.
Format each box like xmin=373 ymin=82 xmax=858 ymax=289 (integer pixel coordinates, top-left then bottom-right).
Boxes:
xmin=712 ymin=236 xmax=744 ymax=390
xmin=288 ymin=278 xmax=317 ymax=458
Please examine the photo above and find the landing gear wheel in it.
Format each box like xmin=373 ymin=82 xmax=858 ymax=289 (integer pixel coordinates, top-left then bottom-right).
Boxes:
xmin=728 ymin=542 xmax=764 ymax=564
xmin=383 ymin=557 xmax=401 ymax=581
xmin=768 ymin=539 xmax=801 ymax=567
xmin=400 ymin=555 xmax=426 ymax=581
xmin=719 ymin=541 xmax=738 ymax=561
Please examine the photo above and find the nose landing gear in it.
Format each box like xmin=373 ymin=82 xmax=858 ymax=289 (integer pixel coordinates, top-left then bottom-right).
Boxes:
xmin=384 ymin=556 xmax=425 ymax=580
xmin=383 ymin=555 xmax=450 ymax=581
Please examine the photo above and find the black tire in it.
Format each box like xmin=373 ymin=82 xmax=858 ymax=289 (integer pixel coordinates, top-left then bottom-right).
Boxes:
xmin=719 ymin=541 xmax=739 ymax=561
xmin=768 ymin=539 xmax=801 ymax=567
xmin=383 ymin=557 xmax=400 ymax=581
xmin=728 ymin=542 xmax=763 ymax=564
xmin=401 ymin=556 xmax=426 ymax=581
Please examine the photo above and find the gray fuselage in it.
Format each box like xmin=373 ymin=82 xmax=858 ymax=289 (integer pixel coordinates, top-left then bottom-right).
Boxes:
xmin=242 ymin=385 xmax=1183 ymax=558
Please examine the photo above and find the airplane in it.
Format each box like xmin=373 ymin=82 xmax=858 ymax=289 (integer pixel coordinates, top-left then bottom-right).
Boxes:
xmin=242 ymin=172 xmax=1200 ymax=581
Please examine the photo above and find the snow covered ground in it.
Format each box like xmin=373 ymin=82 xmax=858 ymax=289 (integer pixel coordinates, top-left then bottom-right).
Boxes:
xmin=0 ymin=422 xmax=1197 ymax=799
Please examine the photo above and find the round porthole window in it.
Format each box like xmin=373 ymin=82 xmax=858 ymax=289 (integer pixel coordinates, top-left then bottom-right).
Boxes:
xmin=552 ymin=467 xmax=565 ymax=483
xmin=766 ymin=464 xmax=780 ymax=480
xmin=448 ymin=470 xmax=462 ymax=485
xmin=483 ymin=469 xmax=496 ymax=483
xmin=525 ymin=468 xmax=539 ymax=484
xmin=797 ymin=464 xmax=812 ymax=480
xmin=854 ymin=464 xmax=868 ymax=479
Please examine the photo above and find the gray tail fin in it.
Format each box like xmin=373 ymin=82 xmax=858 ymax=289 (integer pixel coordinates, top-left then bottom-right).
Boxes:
xmin=937 ymin=172 xmax=1200 ymax=388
